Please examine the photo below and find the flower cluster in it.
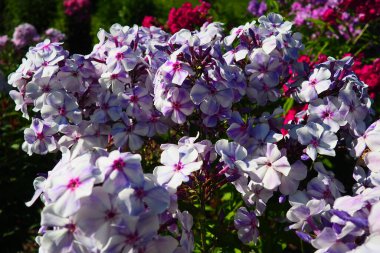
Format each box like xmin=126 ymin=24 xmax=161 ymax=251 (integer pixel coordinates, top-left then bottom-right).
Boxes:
xmin=7 ymin=12 xmax=380 ymax=252
xmin=297 ymin=53 xmax=380 ymax=100
xmin=290 ymin=0 xmax=362 ymax=40
xmin=0 ymin=23 xmax=65 ymax=51
xmin=340 ymin=0 xmax=380 ymax=22
xmin=27 ymin=147 xmax=194 ymax=252
xmin=166 ymin=1 xmax=212 ymax=33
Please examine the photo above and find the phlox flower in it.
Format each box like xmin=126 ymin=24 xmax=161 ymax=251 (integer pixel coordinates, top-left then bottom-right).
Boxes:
xmin=299 ymin=67 xmax=331 ymax=102
xmin=234 ymin=207 xmax=259 ymax=244
xmin=23 ymin=118 xmax=58 ymax=155
xmin=153 ymin=146 xmax=202 ymax=190
xmin=296 ymin=122 xmax=338 ymax=161
xmin=161 ymin=87 xmax=194 ymax=124
xmin=96 ymin=150 xmax=144 ymax=193
xmin=251 ymin=143 xmax=291 ymax=190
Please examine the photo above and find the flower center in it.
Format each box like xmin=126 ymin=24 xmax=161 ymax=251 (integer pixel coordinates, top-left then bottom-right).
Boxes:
xmin=112 ymin=158 xmax=126 ymax=171
xmin=36 ymin=132 xmax=45 ymax=140
xmin=172 ymin=101 xmax=181 ymax=110
xmin=174 ymin=162 xmax=184 ymax=171
xmin=65 ymin=223 xmax=76 ymax=233
xmin=172 ymin=62 xmax=181 ymax=71
xmin=67 ymin=178 xmax=80 ymax=191
xmin=115 ymin=52 xmax=124 ymax=61
xmin=130 ymin=95 xmax=139 ymax=103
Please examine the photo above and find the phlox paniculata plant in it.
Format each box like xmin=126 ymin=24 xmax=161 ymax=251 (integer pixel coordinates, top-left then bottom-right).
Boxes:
xmin=7 ymin=12 xmax=380 ymax=252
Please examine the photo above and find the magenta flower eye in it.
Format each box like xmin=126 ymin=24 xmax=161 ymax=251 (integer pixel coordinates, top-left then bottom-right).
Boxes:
xmin=67 ymin=178 xmax=81 ymax=190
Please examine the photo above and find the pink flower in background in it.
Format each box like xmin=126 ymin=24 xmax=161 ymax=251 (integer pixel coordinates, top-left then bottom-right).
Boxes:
xmin=142 ymin=16 xmax=161 ymax=28
xmin=12 ymin=23 xmax=40 ymax=49
xmin=63 ymin=0 xmax=90 ymax=19
xmin=0 ymin=35 xmax=8 ymax=48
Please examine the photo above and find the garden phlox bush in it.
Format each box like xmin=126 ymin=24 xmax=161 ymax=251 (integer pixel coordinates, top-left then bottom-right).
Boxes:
xmin=7 ymin=12 xmax=380 ymax=252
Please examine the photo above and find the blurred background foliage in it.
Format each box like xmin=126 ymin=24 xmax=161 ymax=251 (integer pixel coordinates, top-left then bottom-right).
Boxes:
xmin=0 ymin=0 xmax=379 ymax=252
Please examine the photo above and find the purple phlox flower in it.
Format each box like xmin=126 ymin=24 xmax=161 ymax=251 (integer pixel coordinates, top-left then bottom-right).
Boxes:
xmin=308 ymin=96 xmax=347 ymax=133
xmin=99 ymin=67 xmax=131 ymax=94
xmin=234 ymin=207 xmax=259 ymax=244
xmin=296 ymin=122 xmax=338 ymax=161
xmin=96 ymin=150 xmax=144 ymax=193
xmin=307 ymin=175 xmax=344 ymax=205
xmin=39 ymin=204 xmax=90 ymax=253
xmin=202 ymin=106 xmax=232 ymax=128
xmin=47 ymin=153 xmax=99 ymax=217
xmin=106 ymin=45 xmax=139 ymax=73
xmin=247 ymin=77 xmax=281 ymax=105
xmin=245 ymin=49 xmax=281 ymax=87
xmin=23 ymin=118 xmax=58 ymax=155
xmin=223 ymin=45 xmax=249 ymax=64
xmin=31 ymin=40 xmax=68 ymax=73
xmin=338 ymin=82 xmax=368 ymax=136
xmin=161 ymin=87 xmax=194 ymax=124
xmin=160 ymin=59 xmax=193 ymax=86
xmin=311 ymin=227 xmax=351 ymax=253
xmin=312 ymin=162 xmax=346 ymax=196
xmin=26 ymin=73 xmax=62 ymax=110
xmin=153 ymin=146 xmax=203 ymax=190
xmin=286 ymin=199 xmax=328 ymax=230
xmin=219 ymin=64 xmax=247 ymax=100
xmin=227 ymin=112 xmax=253 ymax=145
xmin=279 ymin=160 xmax=307 ymax=195
xmin=57 ymin=56 xmax=91 ymax=92
xmin=91 ymin=91 xmax=122 ymax=123
xmin=215 ymin=139 xmax=250 ymax=172
xmin=299 ymin=67 xmax=331 ymax=102
xmin=162 ymin=133 xmax=208 ymax=157
xmin=111 ymin=113 xmax=148 ymax=150
xmin=177 ymin=210 xmax=194 ymax=253
xmin=277 ymin=32 xmax=303 ymax=61
xmin=136 ymin=110 xmax=169 ymax=137
xmin=73 ymin=123 xmax=110 ymax=156
xmin=118 ymin=175 xmax=170 ymax=216
xmin=251 ymin=143 xmax=291 ymax=190
xmin=247 ymin=123 xmax=283 ymax=156
xmin=242 ymin=181 xmax=273 ymax=215
xmin=224 ymin=22 xmax=252 ymax=46
xmin=101 ymin=213 xmax=160 ymax=253
xmin=258 ymin=13 xmax=292 ymax=34
xmin=57 ymin=124 xmax=84 ymax=151
xmin=247 ymin=0 xmax=267 ymax=17
xmin=9 ymin=89 xmax=32 ymax=119
xmin=119 ymin=86 xmax=153 ymax=116
xmin=41 ymin=91 xmax=82 ymax=125
xmin=76 ymin=186 xmax=123 ymax=245
xmin=190 ymin=79 xmax=233 ymax=116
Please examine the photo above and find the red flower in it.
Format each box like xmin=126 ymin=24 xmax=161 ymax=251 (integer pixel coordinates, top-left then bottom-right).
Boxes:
xmin=142 ymin=16 xmax=161 ymax=28
xmin=166 ymin=1 xmax=212 ymax=33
